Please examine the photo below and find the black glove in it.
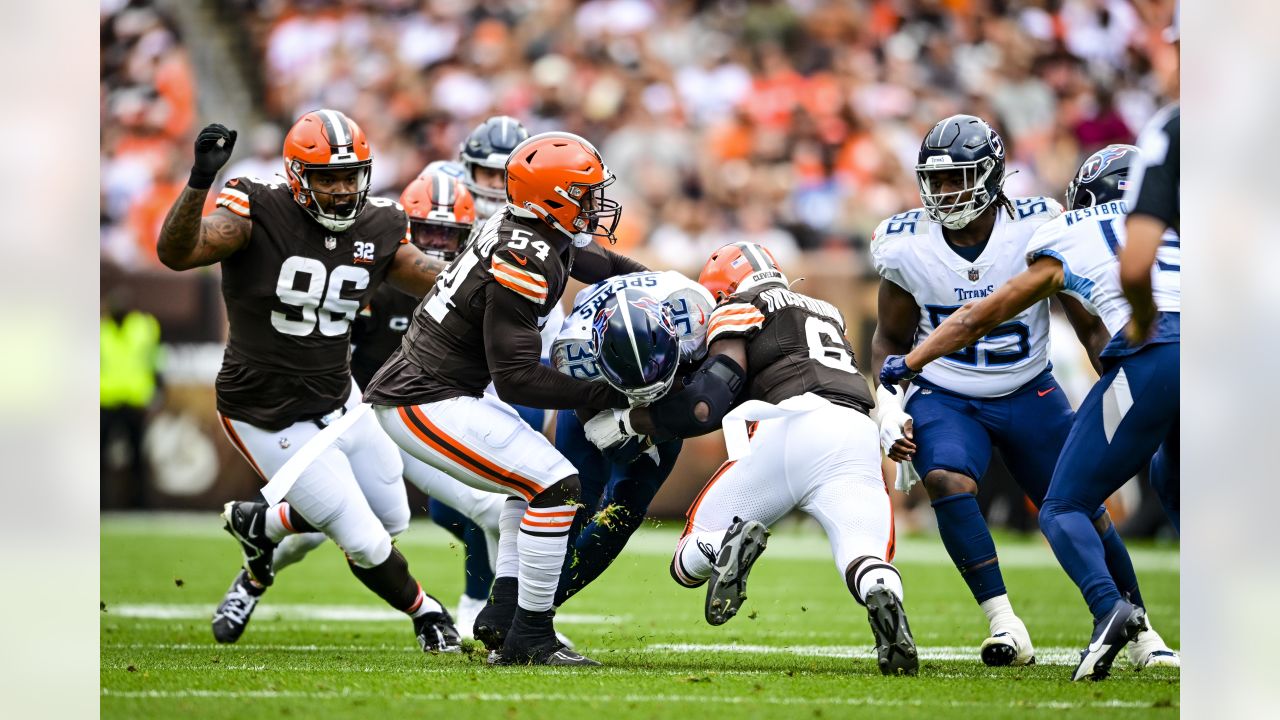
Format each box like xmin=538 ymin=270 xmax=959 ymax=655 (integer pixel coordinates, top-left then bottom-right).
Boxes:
xmin=189 ymin=123 xmax=237 ymax=189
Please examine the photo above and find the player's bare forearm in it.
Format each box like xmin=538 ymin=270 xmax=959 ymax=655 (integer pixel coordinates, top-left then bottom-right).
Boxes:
xmin=871 ymin=280 xmax=919 ymax=381
xmin=386 ymin=245 xmax=446 ymax=298
xmin=1056 ymin=294 xmax=1108 ymax=375
xmin=157 ymin=191 xmax=249 ymax=270
xmin=1120 ymin=215 xmax=1164 ymax=340
xmin=905 ymin=261 xmax=1059 ymax=371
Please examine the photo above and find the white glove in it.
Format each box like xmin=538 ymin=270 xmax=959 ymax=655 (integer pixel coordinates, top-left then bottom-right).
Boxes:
xmin=875 ymin=385 xmax=921 ymax=493
xmin=583 ymin=408 xmax=637 ymax=451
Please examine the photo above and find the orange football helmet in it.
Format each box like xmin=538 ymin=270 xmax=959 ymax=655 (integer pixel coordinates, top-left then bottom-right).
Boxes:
xmin=283 ymin=109 xmax=372 ymax=232
xmin=698 ymin=242 xmax=788 ymax=302
xmin=504 ymin=132 xmax=621 ymax=243
xmin=399 ymin=169 xmax=477 ymax=261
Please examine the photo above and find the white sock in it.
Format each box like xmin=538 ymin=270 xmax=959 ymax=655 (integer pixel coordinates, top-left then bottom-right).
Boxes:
xmin=676 ymin=530 xmax=725 ymax=583
xmin=856 ymin=562 xmax=904 ymax=603
xmin=496 ymin=497 xmax=526 ymax=579
xmin=516 ymin=503 xmax=575 ymax=612
xmin=407 ymin=583 xmax=445 ymax=618
xmin=264 ymin=503 xmax=297 ymax=543
xmin=980 ymin=594 xmax=1019 ymax=632
xmin=271 ymin=532 xmax=326 ymax=573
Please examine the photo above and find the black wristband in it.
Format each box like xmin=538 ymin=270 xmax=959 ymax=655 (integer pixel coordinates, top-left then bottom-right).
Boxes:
xmin=188 ymin=167 xmax=217 ymax=190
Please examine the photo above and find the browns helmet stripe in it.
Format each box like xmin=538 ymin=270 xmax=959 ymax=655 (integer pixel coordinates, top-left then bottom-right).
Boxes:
xmin=316 ymin=109 xmax=352 ymax=150
xmin=433 ymin=170 xmax=453 ymax=215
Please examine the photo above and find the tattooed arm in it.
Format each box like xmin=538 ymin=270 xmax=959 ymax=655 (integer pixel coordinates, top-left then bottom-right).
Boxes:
xmin=156 ymin=191 xmax=251 ymax=271
xmin=385 ymin=243 xmax=446 ymax=298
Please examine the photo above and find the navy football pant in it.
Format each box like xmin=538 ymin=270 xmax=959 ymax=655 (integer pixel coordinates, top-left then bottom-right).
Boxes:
xmin=552 ymin=409 xmax=682 ymax=606
xmin=1039 ymin=342 xmax=1179 ymax=619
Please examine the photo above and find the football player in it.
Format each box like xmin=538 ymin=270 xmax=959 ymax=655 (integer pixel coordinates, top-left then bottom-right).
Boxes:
xmin=584 ymin=242 xmax=918 ymax=676
xmin=879 ymin=144 xmax=1180 ymax=680
xmin=157 ymin=112 xmax=460 ymax=653
xmin=460 ymin=115 xmax=530 ymax=221
xmin=548 ymin=271 xmax=715 ymax=606
xmin=362 ymin=132 xmax=648 ymax=666
xmin=867 ymin=115 xmax=1157 ymax=667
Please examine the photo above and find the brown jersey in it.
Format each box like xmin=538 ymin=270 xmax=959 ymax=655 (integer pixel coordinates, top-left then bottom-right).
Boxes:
xmin=213 ymin=176 xmax=409 ymax=430
xmin=363 ymin=210 xmax=645 ymax=410
xmin=350 ymin=283 xmax=419 ymax=390
xmin=705 ymin=283 xmax=874 ymax=413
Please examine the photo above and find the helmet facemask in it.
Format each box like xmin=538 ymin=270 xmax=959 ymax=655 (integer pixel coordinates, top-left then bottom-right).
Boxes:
xmin=409 ymin=218 xmax=470 ymax=262
xmin=916 ymin=157 xmax=1001 ymax=230
xmin=563 ymin=172 xmax=621 ymax=244
xmin=293 ymin=162 xmax=372 ymax=232
xmin=463 ymin=160 xmax=507 ymax=219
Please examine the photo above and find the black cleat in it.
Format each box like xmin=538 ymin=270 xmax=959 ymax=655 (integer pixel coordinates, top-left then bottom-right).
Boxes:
xmin=498 ymin=607 xmax=600 ymax=667
xmin=413 ymin=602 xmax=463 ymax=654
xmin=865 ymin=586 xmax=919 ymax=676
xmin=221 ymin=500 xmax=277 ymax=587
xmin=704 ymin=517 xmax=769 ymax=626
xmin=487 ymin=643 xmax=600 ymax=667
xmin=211 ymin=569 xmax=264 ymax=644
xmin=473 ymin=577 xmax=518 ymax=651
xmin=1072 ymin=599 xmax=1147 ymax=681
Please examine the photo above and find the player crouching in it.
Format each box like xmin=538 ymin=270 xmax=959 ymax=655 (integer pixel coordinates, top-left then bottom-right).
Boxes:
xmin=584 ymin=244 xmax=919 ymax=676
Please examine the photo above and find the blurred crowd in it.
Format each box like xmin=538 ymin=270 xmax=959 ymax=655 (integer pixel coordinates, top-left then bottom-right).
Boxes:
xmin=101 ymin=0 xmax=1178 ymax=273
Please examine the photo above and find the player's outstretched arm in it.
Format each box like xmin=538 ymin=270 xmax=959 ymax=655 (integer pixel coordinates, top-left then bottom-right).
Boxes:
xmin=568 ymin=241 xmax=649 ymax=284
xmin=386 ymin=243 xmax=447 ymax=298
xmin=1119 ymin=215 xmax=1164 ymax=343
xmin=904 ymin=258 xmax=1063 ymax=372
xmin=157 ymin=124 xmax=251 ymax=270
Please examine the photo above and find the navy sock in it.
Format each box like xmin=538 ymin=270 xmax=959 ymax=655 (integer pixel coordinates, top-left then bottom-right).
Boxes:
xmin=461 ymin=521 xmax=495 ymax=601
xmin=1099 ymin=521 xmax=1144 ymax=609
xmin=931 ymin=493 xmax=1006 ymax=603
xmin=1040 ymin=499 xmax=1122 ymax=620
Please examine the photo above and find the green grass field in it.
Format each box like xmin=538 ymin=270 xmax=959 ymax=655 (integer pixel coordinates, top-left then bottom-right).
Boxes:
xmin=101 ymin=513 xmax=1179 ymax=718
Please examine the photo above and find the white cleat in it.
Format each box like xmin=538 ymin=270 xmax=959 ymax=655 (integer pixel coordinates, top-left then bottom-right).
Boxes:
xmin=455 ymin=594 xmax=487 ymax=641
xmin=1128 ymin=625 xmax=1180 ymax=670
xmin=981 ymin=616 xmax=1036 ymax=667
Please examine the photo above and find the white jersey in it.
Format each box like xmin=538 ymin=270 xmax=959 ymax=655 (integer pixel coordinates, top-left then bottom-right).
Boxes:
xmin=551 ymin=270 xmax=715 ymax=382
xmin=1026 ymin=200 xmax=1181 ymax=337
xmin=871 ymin=197 xmax=1063 ymax=398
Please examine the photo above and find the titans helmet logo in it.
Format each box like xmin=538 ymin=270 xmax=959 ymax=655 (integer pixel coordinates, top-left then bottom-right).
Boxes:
xmin=1078 ymin=146 xmax=1132 ymax=184
xmin=629 ymin=295 xmax=677 ymax=337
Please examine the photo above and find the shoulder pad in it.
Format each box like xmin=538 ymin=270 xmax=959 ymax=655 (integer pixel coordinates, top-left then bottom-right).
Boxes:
xmin=491 ymin=245 xmax=550 ymax=304
xmin=1009 ymin=196 xmax=1064 ymax=224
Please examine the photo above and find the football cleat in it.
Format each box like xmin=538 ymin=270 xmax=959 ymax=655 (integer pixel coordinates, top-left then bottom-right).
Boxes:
xmin=487 ymin=643 xmax=600 ymax=667
xmin=704 ymin=517 xmax=770 ymax=626
xmin=1128 ymin=625 xmax=1180 ymax=670
xmin=221 ymin=500 xmax=277 ymax=587
xmin=413 ymin=604 xmax=463 ymax=654
xmin=455 ymin=594 xmax=487 ymax=641
xmin=1072 ymin=599 xmax=1147 ymax=681
xmin=473 ymin=577 xmax=518 ymax=651
xmin=211 ymin=569 xmax=263 ymax=644
xmin=865 ymin=585 xmax=919 ymax=676
xmin=980 ymin=617 xmax=1036 ymax=667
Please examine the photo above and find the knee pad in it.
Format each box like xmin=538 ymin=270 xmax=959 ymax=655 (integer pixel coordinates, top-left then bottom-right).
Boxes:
xmin=341 ymin=527 xmax=393 ymax=568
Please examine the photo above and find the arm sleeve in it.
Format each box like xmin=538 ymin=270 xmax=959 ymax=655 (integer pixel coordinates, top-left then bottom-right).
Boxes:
xmin=705 ymin=302 xmax=765 ymax=344
xmin=484 ymin=282 xmax=628 ymax=410
xmin=214 ymin=178 xmax=252 ymax=218
xmin=569 ymin=242 xmax=649 ymax=284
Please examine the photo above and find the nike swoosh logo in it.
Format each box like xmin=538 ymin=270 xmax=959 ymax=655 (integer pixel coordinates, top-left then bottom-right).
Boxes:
xmin=1087 ymin=614 xmax=1117 ymax=655
xmin=1037 ymin=388 xmax=1056 ymax=397
xmin=508 ymin=251 xmax=528 ymax=266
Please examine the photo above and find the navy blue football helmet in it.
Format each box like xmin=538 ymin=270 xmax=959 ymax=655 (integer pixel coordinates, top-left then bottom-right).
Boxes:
xmin=1065 ymin=144 xmax=1140 ymax=210
xmin=459 ymin=115 xmax=529 ymax=218
xmin=915 ymin=114 xmax=1007 ymax=229
xmin=591 ymin=288 xmax=681 ymax=405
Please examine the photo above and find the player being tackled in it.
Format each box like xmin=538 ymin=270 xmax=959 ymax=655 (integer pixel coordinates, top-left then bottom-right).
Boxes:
xmin=583 ymin=244 xmax=918 ymax=676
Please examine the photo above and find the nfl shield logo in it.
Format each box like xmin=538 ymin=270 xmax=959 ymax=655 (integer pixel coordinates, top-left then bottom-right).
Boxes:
xmin=968 ymin=267 xmax=980 ymax=282
xmin=325 ymin=236 xmax=337 ymax=250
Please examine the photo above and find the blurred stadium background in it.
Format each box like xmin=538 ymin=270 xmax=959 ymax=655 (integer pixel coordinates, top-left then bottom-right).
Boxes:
xmin=99 ymin=0 xmax=1179 ymax=537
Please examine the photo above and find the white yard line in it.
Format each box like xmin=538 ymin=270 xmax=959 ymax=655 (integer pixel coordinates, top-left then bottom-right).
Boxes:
xmin=101 ymin=513 xmax=1180 ymax=571
xmin=109 ymin=603 xmax=626 ymax=625
xmin=100 ymin=688 xmax=1167 ymax=710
